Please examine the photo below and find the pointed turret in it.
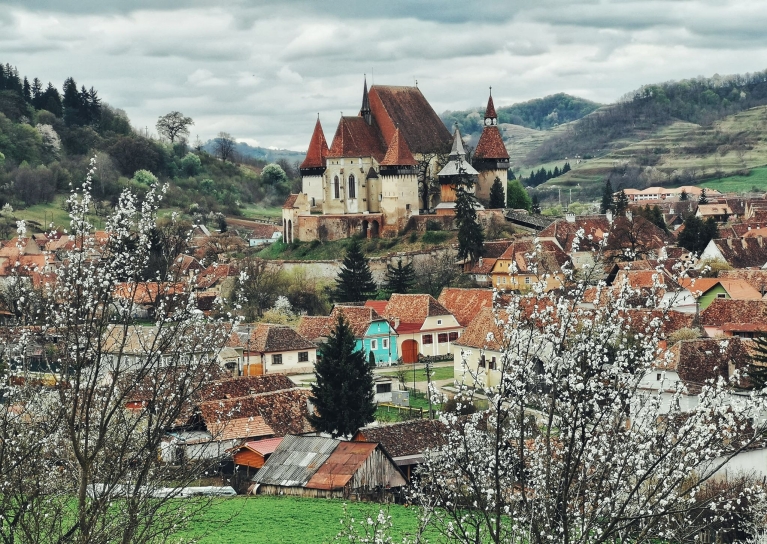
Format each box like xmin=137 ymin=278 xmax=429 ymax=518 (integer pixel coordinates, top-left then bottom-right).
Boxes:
xmin=300 ymin=116 xmax=329 ymax=171
xmin=381 ymin=127 xmax=417 ymax=166
xmin=438 ymin=127 xmax=478 ymax=177
xmin=484 ymin=90 xmax=497 ymax=126
xmin=473 ymin=89 xmax=509 ymax=207
xmin=360 ymin=76 xmax=372 ymax=125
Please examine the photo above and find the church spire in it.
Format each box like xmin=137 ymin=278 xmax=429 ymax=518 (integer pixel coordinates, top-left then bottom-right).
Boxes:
xmin=360 ymin=75 xmax=372 ymax=125
xmin=484 ymin=88 xmax=497 ymax=126
xmin=299 ymin=116 xmax=329 ymax=170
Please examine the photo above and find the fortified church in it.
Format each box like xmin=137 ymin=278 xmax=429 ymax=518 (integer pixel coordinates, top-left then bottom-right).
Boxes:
xmin=282 ymin=80 xmax=509 ymax=242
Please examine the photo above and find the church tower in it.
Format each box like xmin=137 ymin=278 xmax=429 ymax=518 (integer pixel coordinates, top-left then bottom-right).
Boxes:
xmin=299 ymin=115 xmax=329 ymax=210
xmin=379 ymin=127 xmax=419 ymax=231
xmin=472 ymin=90 xmax=509 ymax=207
xmin=435 ymin=126 xmax=480 ymax=216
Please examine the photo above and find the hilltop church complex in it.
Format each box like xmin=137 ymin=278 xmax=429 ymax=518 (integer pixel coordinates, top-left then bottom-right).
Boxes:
xmin=282 ymin=81 xmax=510 ymax=242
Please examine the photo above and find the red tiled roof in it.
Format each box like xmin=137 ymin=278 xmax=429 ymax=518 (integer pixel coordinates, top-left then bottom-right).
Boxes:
xmin=209 ymin=416 xmax=275 ymax=441
xmin=282 ymin=194 xmax=299 ymax=209
xmin=329 ymin=305 xmax=383 ymax=338
xmin=383 ymin=294 xmax=451 ymax=324
xmin=493 ymin=239 xmax=570 ymax=275
xmin=368 ymin=85 xmax=452 ymax=155
xmin=249 ymin=323 xmax=316 ymax=353
xmin=327 ymin=116 xmax=386 ymax=161
xmin=353 ymin=419 xmax=447 ymax=458
xmin=437 ymin=288 xmax=494 ymax=327
xmin=665 ymin=338 xmax=749 ymax=394
xmin=473 ymin=126 xmax=509 ymax=160
xmin=719 ymin=269 xmax=767 ymax=293
xmin=197 ymin=375 xmax=296 ymax=402
xmin=700 ymin=299 xmax=767 ymax=328
xmin=364 ymin=300 xmax=388 ymax=315
xmin=300 ymin=117 xmax=329 ymax=169
xmin=196 ymin=263 xmax=238 ymax=289
xmin=113 ymin=282 xmax=186 ymax=305
xmin=711 ymin=238 xmax=767 ymax=268
xmin=380 ymin=127 xmax=417 ymax=166
xmin=484 ymin=94 xmax=497 ymax=120
xmin=453 ymin=307 xmax=505 ymax=350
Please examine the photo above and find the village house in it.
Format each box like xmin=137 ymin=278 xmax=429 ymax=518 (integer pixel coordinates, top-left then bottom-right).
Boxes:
xmin=696 ymin=203 xmax=734 ymax=222
xmin=297 ymin=304 xmax=398 ymax=365
xmin=698 ymin=236 xmax=767 ymax=269
xmin=380 ymin=293 xmax=462 ymax=363
xmin=619 ymin=185 xmax=720 ymax=203
xmin=452 ymin=306 xmax=507 ymax=387
xmin=437 ymin=287 xmax=495 ymax=328
xmin=231 ymin=436 xmax=284 ymax=476
xmin=699 ymin=299 xmax=767 ymax=338
xmin=490 ymin=238 xmax=570 ymax=292
xmin=252 ymin=434 xmax=407 ymax=499
xmin=719 ymin=269 xmax=767 ymax=295
xmin=677 ymin=277 xmax=763 ymax=311
xmin=241 ymin=323 xmax=317 ymax=376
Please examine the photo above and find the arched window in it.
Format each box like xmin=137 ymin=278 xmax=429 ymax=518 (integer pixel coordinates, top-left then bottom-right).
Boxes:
xmin=334 ymin=176 xmax=340 ymax=199
xmin=348 ymin=174 xmax=356 ymax=199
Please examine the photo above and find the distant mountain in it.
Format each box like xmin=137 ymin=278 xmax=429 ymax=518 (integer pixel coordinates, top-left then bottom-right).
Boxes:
xmin=441 ymin=93 xmax=601 ymax=138
xmin=203 ymin=140 xmax=305 ymax=164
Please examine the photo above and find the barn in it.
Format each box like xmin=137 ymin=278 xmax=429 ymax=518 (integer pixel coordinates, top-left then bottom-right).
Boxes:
xmin=252 ymin=434 xmax=406 ymax=500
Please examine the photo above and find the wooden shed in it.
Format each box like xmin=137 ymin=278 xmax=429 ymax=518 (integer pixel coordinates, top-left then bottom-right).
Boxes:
xmin=253 ymin=435 xmax=406 ymax=500
xmin=232 ymin=437 xmax=284 ymax=469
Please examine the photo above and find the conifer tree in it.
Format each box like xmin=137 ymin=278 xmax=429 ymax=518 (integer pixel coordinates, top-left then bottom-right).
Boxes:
xmin=748 ymin=335 xmax=767 ymax=390
xmin=600 ymin=178 xmax=614 ymax=214
xmin=614 ymin=189 xmax=630 ymax=216
xmin=333 ymin=238 xmax=377 ymax=302
xmin=699 ymin=188 xmax=709 ymax=204
xmin=488 ymin=176 xmax=506 ymax=209
xmin=531 ymin=193 xmax=541 ymax=214
xmin=562 ymin=162 xmax=571 ymax=174
xmin=384 ymin=258 xmax=415 ymax=295
xmin=680 ymin=189 xmax=689 ymax=201
xmin=310 ymin=315 xmax=376 ymax=438
xmin=455 ymin=170 xmax=485 ymax=264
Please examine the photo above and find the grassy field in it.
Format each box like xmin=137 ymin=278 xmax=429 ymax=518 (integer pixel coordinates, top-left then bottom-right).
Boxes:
xmin=239 ymin=204 xmax=283 ymax=220
xmin=381 ymin=366 xmax=455 ymax=383
xmin=13 ymin=196 xmax=72 ymax=232
xmin=176 ymin=496 xmax=439 ymax=543
xmin=701 ymin=166 xmax=767 ymax=193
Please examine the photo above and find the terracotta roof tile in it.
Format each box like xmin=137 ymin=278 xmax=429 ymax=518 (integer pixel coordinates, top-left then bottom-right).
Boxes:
xmin=700 ymin=299 xmax=767 ymax=329
xmin=473 ymin=126 xmax=509 ymax=160
xmin=329 ymin=305 xmax=383 ymax=338
xmin=113 ymin=282 xmax=186 ymax=305
xmin=249 ymin=324 xmax=316 ymax=353
xmin=364 ymin=300 xmax=388 ymax=315
xmin=493 ymin=239 xmax=570 ymax=274
xmin=453 ymin=307 xmax=505 ymax=350
xmin=197 ymin=375 xmax=295 ymax=402
xmin=719 ymin=269 xmax=767 ymax=294
xmin=437 ymin=288 xmax=494 ymax=327
xmin=484 ymin=94 xmax=497 ymax=120
xmin=383 ymin=294 xmax=451 ymax=325
xmin=327 ymin=116 xmax=386 ymax=161
xmin=380 ymin=127 xmax=417 ymax=166
xmin=282 ymin=194 xmax=299 ymax=209
xmin=196 ymin=263 xmax=238 ymax=290
xmin=242 ymin=437 xmax=284 ymax=456
xmin=296 ymin=316 xmax=331 ymax=342
xmin=666 ymin=338 xmax=749 ymax=394
xmin=208 ymin=416 xmax=275 ymax=441
xmin=300 ymin=117 xmax=329 ymax=169
xmin=354 ymin=419 xmax=447 ymax=458
xmin=711 ymin=238 xmax=767 ymax=268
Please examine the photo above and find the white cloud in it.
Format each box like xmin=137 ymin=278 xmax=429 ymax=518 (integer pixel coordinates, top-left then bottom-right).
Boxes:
xmin=277 ymin=65 xmax=303 ymax=83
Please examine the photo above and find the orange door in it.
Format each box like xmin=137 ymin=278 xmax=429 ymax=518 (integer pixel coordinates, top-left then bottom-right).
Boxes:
xmin=402 ymin=340 xmax=419 ymax=364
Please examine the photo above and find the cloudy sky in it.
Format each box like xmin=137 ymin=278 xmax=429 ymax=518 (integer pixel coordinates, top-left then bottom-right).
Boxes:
xmin=2 ymin=0 xmax=766 ymax=151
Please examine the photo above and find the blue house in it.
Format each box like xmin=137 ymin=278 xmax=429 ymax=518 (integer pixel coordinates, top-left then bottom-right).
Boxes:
xmin=297 ymin=305 xmax=398 ymax=366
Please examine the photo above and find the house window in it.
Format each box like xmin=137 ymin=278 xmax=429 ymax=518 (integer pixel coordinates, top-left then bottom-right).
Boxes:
xmin=501 ymin=276 xmax=506 ymax=284
xmin=438 ymin=333 xmax=448 ymax=343
xmin=348 ymin=174 xmax=356 ymax=199
xmin=717 ymin=293 xmax=727 ymax=299
xmin=422 ymin=334 xmax=433 ymax=345
xmin=298 ymin=351 xmax=309 ymax=362
xmin=371 ymin=339 xmax=378 ymax=350
xmin=334 ymin=176 xmax=340 ymax=199
xmin=525 ymin=277 xmax=531 ymax=285
xmin=656 ymin=373 xmax=661 ymax=381
xmin=382 ymin=338 xmax=388 ymax=349
xmin=449 ymin=332 xmax=459 ymax=342
xmin=272 ymin=354 xmax=283 ymax=365
xmin=479 ymin=355 xmax=486 ymax=368
xmin=376 ymin=383 xmax=392 ymax=394
xmin=437 ymin=319 xmax=442 ymax=325
xmin=489 ymin=357 xmax=496 ymax=370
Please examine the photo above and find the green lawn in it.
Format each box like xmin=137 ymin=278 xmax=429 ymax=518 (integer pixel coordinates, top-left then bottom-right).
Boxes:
xmin=175 ymin=496 xmax=439 ymax=543
xmin=381 ymin=366 xmax=455 ymax=383
xmin=701 ymin=166 xmax=767 ymax=193
xmin=13 ymin=196 xmax=72 ymax=232
xmin=239 ymin=204 xmax=283 ymax=220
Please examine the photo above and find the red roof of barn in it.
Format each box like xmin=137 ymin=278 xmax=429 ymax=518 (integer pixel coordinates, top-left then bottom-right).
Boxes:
xmin=300 ymin=117 xmax=329 ymax=169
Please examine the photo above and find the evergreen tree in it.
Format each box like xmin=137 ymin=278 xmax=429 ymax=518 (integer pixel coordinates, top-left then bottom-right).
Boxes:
xmin=614 ymin=189 xmax=630 ymax=216
xmin=553 ymin=166 xmax=560 ymax=178
xmin=677 ymin=215 xmax=718 ymax=254
xmin=30 ymin=78 xmax=42 ymax=109
xmin=562 ymin=162 xmax=571 ymax=174
xmin=62 ymin=77 xmax=80 ymax=125
xmin=41 ymin=82 xmax=62 ymax=117
xmin=22 ymin=77 xmax=31 ymax=104
xmin=699 ymin=188 xmax=709 ymax=204
xmin=507 ymin=179 xmax=532 ymax=211
xmin=748 ymin=335 xmax=767 ymax=390
xmin=600 ymin=178 xmax=614 ymax=214
xmin=488 ymin=176 xmax=506 ymax=209
xmin=333 ymin=238 xmax=377 ymax=302
xmin=384 ymin=258 xmax=415 ymax=295
xmin=508 ymin=169 xmax=516 ymax=180
xmin=531 ymin=193 xmax=541 ymax=214
xmin=680 ymin=189 xmax=689 ymax=201
xmin=310 ymin=315 xmax=376 ymax=438
xmin=455 ymin=171 xmax=485 ymax=264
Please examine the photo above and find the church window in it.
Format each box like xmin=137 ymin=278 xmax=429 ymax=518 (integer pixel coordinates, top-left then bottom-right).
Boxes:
xmin=334 ymin=176 xmax=340 ymax=199
xmin=348 ymin=175 xmax=356 ymax=199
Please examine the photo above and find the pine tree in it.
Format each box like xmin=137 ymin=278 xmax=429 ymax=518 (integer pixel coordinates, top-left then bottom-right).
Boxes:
xmin=680 ymin=189 xmax=689 ymax=201
xmin=333 ymin=238 xmax=377 ymax=302
xmin=310 ymin=315 xmax=376 ymax=438
xmin=562 ymin=162 xmax=571 ymax=174
xmin=614 ymin=189 xmax=630 ymax=216
xmin=31 ymin=78 xmax=42 ymax=109
xmin=488 ymin=176 xmax=506 ymax=209
xmin=22 ymin=77 xmax=31 ymax=104
xmin=677 ymin=215 xmax=718 ymax=254
xmin=508 ymin=170 xmax=516 ymax=180
xmin=748 ymin=335 xmax=767 ymax=389
xmin=384 ymin=258 xmax=415 ymax=295
xmin=600 ymin=178 xmax=614 ymax=214
xmin=531 ymin=193 xmax=541 ymax=214
xmin=699 ymin=188 xmax=709 ymax=204
xmin=553 ymin=166 xmax=560 ymax=178
xmin=455 ymin=171 xmax=485 ymax=264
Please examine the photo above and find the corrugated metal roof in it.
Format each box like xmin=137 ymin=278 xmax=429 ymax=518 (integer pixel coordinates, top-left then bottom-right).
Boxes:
xmin=305 ymin=441 xmax=377 ymax=490
xmin=252 ymin=435 xmax=339 ymax=487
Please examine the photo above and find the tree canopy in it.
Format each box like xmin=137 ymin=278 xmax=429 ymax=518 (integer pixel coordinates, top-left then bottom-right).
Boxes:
xmin=488 ymin=176 xmax=506 ymax=209
xmin=156 ymin=111 xmax=194 ymax=143
xmin=677 ymin=214 xmax=718 ymax=254
xmin=333 ymin=238 xmax=377 ymax=302
xmin=384 ymin=258 xmax=416 ymax=295
xmin=507 ymin=178 xmax=532 ymax=211
xmin=309 ymin=315 xmax=376 ymax=438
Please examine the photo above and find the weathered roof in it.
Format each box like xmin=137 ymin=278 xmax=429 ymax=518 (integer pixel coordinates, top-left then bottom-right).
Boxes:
xmin=300 ymin=117 xmax=329 ymax=169
xmin=241 ymin=437 xmax=284 ymax=456
xmin=700 ymin=279 xmax=762 ymax=300
xmin=283 ymin=194 xmax=299 ymax=209
xmin=354 ymin=419 xmax=447 ymax=458
xmin=697 ymin=204 xmax=733 ymax=216
xmin=330 ymin=306 xmax=384 ymax=338
xmin=249 ymin=323 xmax=316 ymax=353
xmin=437 ymin=288 xmax=494 ymax=327
xmin=296 ymin=316 xmax=331 ymax=343
xmin=383 ymin=294 xmax=452 ymax=325
xmin=305 ymin=441 xmax=379 ymax=490
xmin=368 ymin=85 xmax=452 ymax=155
xmin=492 ymin=239 xmax=570 ymax=275
xmin=113 ymin=282 xmax=186 ymax=305
xmin=208 ymin=416 xmax=274 ymax=441
xmin=196 ymin=263 xmax=238 ymax=289
xmin=197 ymin=375 xmax=296 ymax=402
xmin=665 ymin=337 xmax=749 ymax=394
xmin=473 ymin=126 xmax=509 ymax=161
xmin=700 ymin=299 xmax=767 ymax=329
xmin=710 ymin=238 xmax=767 ymax=268
xmin=453 ymin=307 xmax=505 ymax=350
xmin=380 ymin=127 xmax=417 ymax=166
xmin=253 ymin=434 xmax=339 ymax=487
xmin=484 ymin=93 xmax=497 ymax=120
xmin=719 ymin=269 xmax=767 ymax=294
xmin=327 ymin=116 xmax=386 ymax=161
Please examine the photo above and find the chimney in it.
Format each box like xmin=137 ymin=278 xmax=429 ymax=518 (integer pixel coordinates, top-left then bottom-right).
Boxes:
xmin=758 ymin=235 xmax=764 ymax=248
xmin=478 ymin=256 xmax=483 ymax=268
xmin=565 ymin=212 xmax=576 ymax=223
xmin=727 ymin=238 xmax=734 ymax=250
xmin=625 ymin=211 xmax=633 ymax=221
xmin=742 ymin=238 xmax=748 ymax=250
xmin=394 ymin=317 xmax=400 ymax=329
xmin=605 ymin=210 xmax=613 ymax=223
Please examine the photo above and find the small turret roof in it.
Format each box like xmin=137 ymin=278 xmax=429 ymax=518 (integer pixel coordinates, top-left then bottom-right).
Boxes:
xmin=300 ymin=117 xmax=329 ymax=169
xmin=380 ymin=127 xmax=417 ymax=166
xmin=484 ymin=93 xmax=497 ymax=120
xmin=474 ymin=126 xmax=509 ymax=160
xmin=449 ymin=126 xmax=467 ymax=158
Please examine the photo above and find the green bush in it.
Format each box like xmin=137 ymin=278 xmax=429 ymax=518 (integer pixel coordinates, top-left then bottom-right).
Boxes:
xmin=408 ymin=231 xmax=419 ymax=243
xmin=425 ymin=219 xmax=442 ymax=231
xmin=422 ymin=230 xmax=449 ymax=244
